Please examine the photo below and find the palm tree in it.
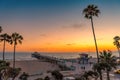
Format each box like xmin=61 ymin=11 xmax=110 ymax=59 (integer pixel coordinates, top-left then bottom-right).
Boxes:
xmin=99 ymin=50 xmax=117 ymax=80
xmin=0 ymin=60 xmax=21 ymax=80
xmin=10 ymin=32 xmax=23 ymax=68
xmin=83 ymin=4 xmax=100 ymax=62
xmin=0 ymin=33 xmax=11 ymax=61
xmin=0 ymin=26 xmax=2 ymax=33
xmin=10 ymin=68 xmax=21 ymax=80
xmin=78 ymin=70 xmax=99 ymax=80
xmin=93 ymin=63 xmax=105 ymax=80
xmin=0 ymin=60 xmax=10 ymax=80
xmin=113 ymin=36 xmax=120 ymax=60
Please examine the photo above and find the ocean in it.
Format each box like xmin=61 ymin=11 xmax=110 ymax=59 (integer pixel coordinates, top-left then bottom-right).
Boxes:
xmin=0 ymin=52 xmax=34 ymax=61
xmin=0 ymin=51 xmax=119 ymax=61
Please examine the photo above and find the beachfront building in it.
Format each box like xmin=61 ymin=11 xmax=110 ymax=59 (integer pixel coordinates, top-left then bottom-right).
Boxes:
xmin=78 ymin=53 xmax=89 ymax=64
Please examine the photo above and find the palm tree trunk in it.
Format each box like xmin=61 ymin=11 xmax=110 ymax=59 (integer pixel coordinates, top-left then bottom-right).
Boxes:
xmin=13 ymin=44 xmax=16 ymax=69
xmin=3 ymin=40 xmax=5 ymax=61
xmin=106 ymin=70 xmax=110 ymax=80
xmin=12 ymin=77 xmax=15 ymax=80
xmin=90 ymin=17 xmax=99 ymax=63
xmin=0 ymin=73 xmax=2 ymax=80
xmin=117 ymin=47 xmax=120 ymax=61
xmin=99 ymin=71 xmax=103 ymax=80
xmin=12 ymin=44 xmax=16 ymax=80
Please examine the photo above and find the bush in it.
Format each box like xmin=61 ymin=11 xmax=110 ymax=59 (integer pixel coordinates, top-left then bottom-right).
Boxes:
xmin=51 ymin=70 xmax=63 ymax=80
xmin=19 ymin=72 xmax=29 ymax=80
xmin=44 ymin=76 xmax=50 ymax=80
xmin=34 ymin=78 xmax=44 ymax=80
xmin=0 ymin=60 xmax=21 ymax=80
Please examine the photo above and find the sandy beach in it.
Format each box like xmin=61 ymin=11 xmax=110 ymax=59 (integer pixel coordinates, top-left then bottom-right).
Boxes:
xmin=9 ymin=60 xmax=60 ymax=74
xmin=8 ymin=60 xmax=60 ymax=80
xmin=6 ymin=57 xmax=120 ymax=80
xmin=7 ymin=56 xmax=96 ymax=79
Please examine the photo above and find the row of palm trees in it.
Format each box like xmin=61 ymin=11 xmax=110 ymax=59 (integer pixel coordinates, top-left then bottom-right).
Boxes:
xmin=0 ymin=27 xmax=23 ymax=69
xmin=96 ymin=50 xmax=117 ymax=80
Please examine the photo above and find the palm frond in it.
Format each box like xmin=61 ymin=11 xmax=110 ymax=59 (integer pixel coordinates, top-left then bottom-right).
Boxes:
xmin=10 ymin=32 xmax=23 ymax=45
xmin=99 ymin=50 xmax=117 ymax=72
xmin=83 ymin=4 xmax=100 ymax=19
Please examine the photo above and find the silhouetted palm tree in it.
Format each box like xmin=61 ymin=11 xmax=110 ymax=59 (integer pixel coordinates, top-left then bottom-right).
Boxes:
xmin=0 ymin=26 xmax=2 ymax=33
xmin=79 ymin=70 xmax=99 ymax=80
xmin=10 ymin=68 xmax=21 ymax=80
xmin=83 ymin=4 xmax=100 ymax=62
xmin=0 ymin=60 xmax=10 ymax=80
xmin=113 ymin=36 xmax=120 ymax=60
xmin=99 ymin=50 xmax=117 ymax=80
xmin=0 ymin=33 xmax=11 ymax=61
xmin=93 ymin=62 xmax=105 ymax=80
xmin=10 ymin=32 xmax=23 ymax=68
xmin=0 ymin=60 xmax=21 ymax=80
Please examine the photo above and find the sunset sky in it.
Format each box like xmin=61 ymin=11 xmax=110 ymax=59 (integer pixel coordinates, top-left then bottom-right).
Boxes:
xmin=0 ymin=0 xmax=120 ymax=52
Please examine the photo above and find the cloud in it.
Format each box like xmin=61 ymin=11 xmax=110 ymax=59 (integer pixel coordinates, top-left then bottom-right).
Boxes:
xmin=40 ymin=34 xmax=47 ymax=37
xmin=72 ymin=24 xmax=84 ymax=29
xmin=66 ymin=43 xmax=75 ymax=46
xmin=46 ymin=43 xmax=52 ymax=45
xmin=97 ymin=38 xmax=104 ymax=41
xmin=62 ymin=23 xmax=85 ymax=29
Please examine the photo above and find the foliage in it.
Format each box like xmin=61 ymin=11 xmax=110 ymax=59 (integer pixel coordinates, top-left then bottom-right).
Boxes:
xmin=76 ymin=70 xmax=99 ymax=80
xmin=58 ymin=65 xmax=71 ymax=71
xmin=83 ymin=4 xmax=100 ymax=19
xmin=0 ymin=33 xmax=11 ymax=43
xmin=99 ymin=50 xmax=117 ymax=69
xmin=113 ymin=36 xmax=120 ymax=60
xmin=0 ymin=26 xmax=2 ymax=33
xmin=19 ymin=72 xmax=29 ymax=80
xmin=0 ymin=60 xmax=21 ymax=80
xmin=10 ymin=32 xmax=23 ymax=68
xmin=10 ymin=32 xmax=23 ymax=45
xmin=93 ymin=63 xmax=104 ymax=72
xmin=93 ymin=62 xmax=107 ymax=80
xmin=34 ymin=78 xmax=43 ymax=80
xmin=99 ymin=50 xmax=117 ymax=80
xmin=75 ymin=78 xmax=82 ymax=80
xmin=10 ymin=68 xmax=21 ymax=80
xmin=0 ymin=33 xmax=11 ymax=60
xmin=44 ymin=76 xmax=50 ymax=80
xmin=113 ymin=36 xmax=120 ymax=47
xmin=51 ymin=70 xmax=63 ymax=80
